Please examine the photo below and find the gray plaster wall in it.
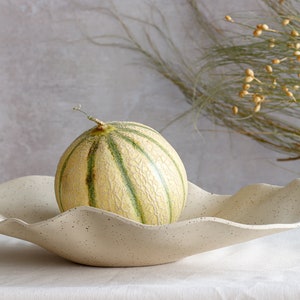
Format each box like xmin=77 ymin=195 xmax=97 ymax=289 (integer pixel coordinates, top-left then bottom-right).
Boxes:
xmin=0 ymin=0 xmax=298 ymax=194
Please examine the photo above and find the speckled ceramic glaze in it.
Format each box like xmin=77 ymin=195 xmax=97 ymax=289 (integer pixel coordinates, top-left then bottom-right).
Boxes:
xmin=0 ymin=176 xmax=300 ymax=267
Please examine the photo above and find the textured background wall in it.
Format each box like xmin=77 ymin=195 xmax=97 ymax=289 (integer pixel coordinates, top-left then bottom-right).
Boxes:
xmin=0 ymin=0 xmax=298 ymax=194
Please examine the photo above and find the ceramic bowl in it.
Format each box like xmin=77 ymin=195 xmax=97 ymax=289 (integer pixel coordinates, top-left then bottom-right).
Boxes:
xmin=0 ymin=176 xmax=300 ymax=267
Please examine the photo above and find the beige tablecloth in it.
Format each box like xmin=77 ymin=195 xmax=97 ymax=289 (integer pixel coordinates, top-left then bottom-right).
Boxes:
xmin=1 ymin=228 xmax=300 ymax=300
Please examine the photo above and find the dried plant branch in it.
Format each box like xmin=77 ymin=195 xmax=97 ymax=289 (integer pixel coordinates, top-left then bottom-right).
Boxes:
xmin=91 ymin=0 xmax=300 ymax=161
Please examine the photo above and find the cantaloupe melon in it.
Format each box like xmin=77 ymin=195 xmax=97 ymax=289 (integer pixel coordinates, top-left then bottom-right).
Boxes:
xmin=55 ymin=110 xmax=188 ymax=225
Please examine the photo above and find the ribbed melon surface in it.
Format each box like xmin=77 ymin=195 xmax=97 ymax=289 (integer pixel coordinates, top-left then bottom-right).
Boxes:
xmin=55 ymin=121 xmax=188 ymax=225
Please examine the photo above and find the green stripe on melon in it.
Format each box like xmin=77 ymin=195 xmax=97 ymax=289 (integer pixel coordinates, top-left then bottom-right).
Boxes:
xmin=114 ymin=125 xmax=187 ymax=209
xmin=55 ymin=118 xmax=188 ymax=225
xmin=86 ymin=140 xmax=99 ymax=207
xmin=115 ymin=131 xmax=173 ymax=223
xmin=105 ymin=135 xmax=145 ymax=223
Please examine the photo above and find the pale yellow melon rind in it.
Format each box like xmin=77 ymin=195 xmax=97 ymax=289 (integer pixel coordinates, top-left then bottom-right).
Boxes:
xmin=55 ymin=121 xmax=188 ymax=225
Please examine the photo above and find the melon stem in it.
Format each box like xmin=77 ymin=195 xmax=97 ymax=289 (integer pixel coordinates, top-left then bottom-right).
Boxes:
xmin=87 ymin=116 xmax=107 ymax=131
xmin=73 ymin=105 xmax=107 ymax=131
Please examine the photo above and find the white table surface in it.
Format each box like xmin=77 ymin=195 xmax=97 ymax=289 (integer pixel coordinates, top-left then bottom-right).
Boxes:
xmin=1 ymin=228 xmax=300 ymax=300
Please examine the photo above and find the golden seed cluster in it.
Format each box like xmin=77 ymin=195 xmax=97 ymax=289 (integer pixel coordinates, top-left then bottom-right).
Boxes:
xmin=253 ymin=23 xmax=278 ymax=37
xmin=225 ymin=13 xmax=299 ymax=115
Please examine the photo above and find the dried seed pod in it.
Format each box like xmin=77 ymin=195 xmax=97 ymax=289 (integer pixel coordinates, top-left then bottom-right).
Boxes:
xmin=282 ymin=19 xmax=290 ymax=26
xmin=294 ymin=51 xmax=300 ymax=56
xmin=253 ymin=29 xmax=263 ymax=36
xmin=254 ymin=103 xmax=261 ymax=112
xmin=291 ymin=29 xmax=299 ymax=37
xmin=245 ymin=76 xmax=254 ymax=83
xmin=272 ymin=58 xmax=281 ymax=64
xmin=239 ymin=90 xmax=248 ymax=98
xmin=225 ymin=15 xmax=234 ymax=22
xmin=253 ymin=94 xmax=264 ymax=104
xmin=245 ymin=69 xmax=255 ymax=77
xmin=232 ymin=106 xmax=239 ymax=115
xmin=243 ymin=84 xmax=251 ymax=90
xmin=265 ymin=65 xmax=273 ymax=73
xmin=286 ymin=90 xmax=294 ymax=97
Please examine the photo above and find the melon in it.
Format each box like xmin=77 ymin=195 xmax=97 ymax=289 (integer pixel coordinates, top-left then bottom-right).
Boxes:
xmin=54 ymin=109 xmax=188 ymax=225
